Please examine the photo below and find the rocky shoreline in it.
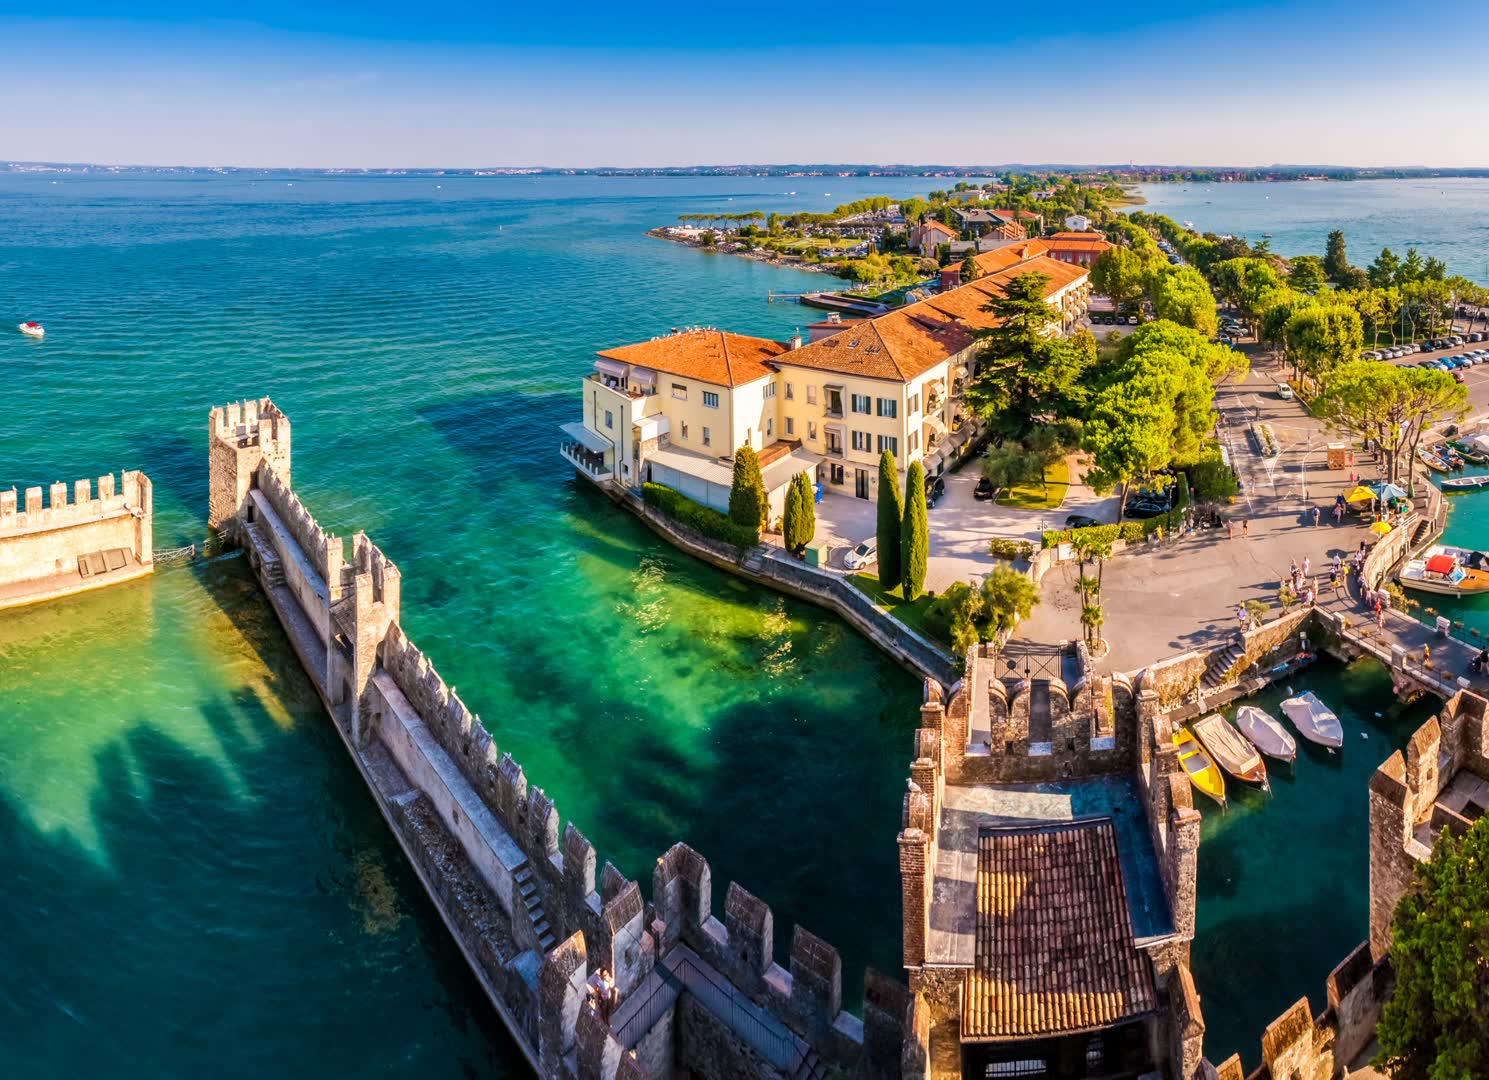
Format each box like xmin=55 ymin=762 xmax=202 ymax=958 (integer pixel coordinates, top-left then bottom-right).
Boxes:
xmin=645 ymin=227 xmax=841 ymax=276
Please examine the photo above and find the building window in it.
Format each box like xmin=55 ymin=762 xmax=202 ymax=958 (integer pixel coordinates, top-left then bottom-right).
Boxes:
xmin=851 ymin=430 xmax=869 ymax=452
xmin=681 ymin=421 xmax=689 ymax=440
xmin=877 ymin=435 xmax=898 ymax=455
xmin=807 ymin=422 xmax=817 ymax=441
xmin=702 ymin=390 xmax=719 ymax=408
xmin=908 ymin=393 xmax=920 ymax=414
xmin=763 ymin=383 xmax=776 ymax=399
xmin=807 ymin=385 xmax=818 ymax=405
xmin=910 ymin=431 xmax=919 ymax=452
xmin=766 ymin=419 xmax=773 ymax=438
xmin=604 ymin=410 xmax=614 ymax=430
xmin=672 ymin=383 xmax=687 ymax=400
xmin=785 ymin=383 xmax=794 ymax=400
xmin=876 ymin=398 xmax=898 ymax=419
xmin=851 ymin=393 xmax=871 ymax=414
xmin=702 ymin=426 xmax=711 ymax=447
xmin=786 ymin=417 xmax=795 ymax=436
xmin=829 ymin=464 xmax=844 ymax=485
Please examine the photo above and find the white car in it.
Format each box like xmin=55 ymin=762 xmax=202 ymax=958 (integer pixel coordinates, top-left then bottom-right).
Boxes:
xmin=843 ymin=539 xmax=877 ymax=570
xmin=1276 ymin=383 xmax=1295 ymax=400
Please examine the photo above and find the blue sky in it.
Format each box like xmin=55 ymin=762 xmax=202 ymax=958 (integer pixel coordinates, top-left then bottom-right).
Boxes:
xmin=2 ymin=1 xmax=1487 ymax=168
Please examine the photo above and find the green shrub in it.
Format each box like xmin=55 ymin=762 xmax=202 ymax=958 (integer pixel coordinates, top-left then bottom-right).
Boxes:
xmin=988 ymin=538 xmax=1021 ymax=560
xmin=877 ymin=451 xmax=903 ymax=589
xmin=783 ymin=471 xmax=815 ymax=551
xmin=644 ymin=483 xmax=759 ymax=549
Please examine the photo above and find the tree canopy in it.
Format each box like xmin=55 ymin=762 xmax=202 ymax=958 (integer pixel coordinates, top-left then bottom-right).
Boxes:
xmin=1374 ymin=818 xmax=1489 ymax=1079
xmin=1152 ymin=265 xmax=1220 ymax=337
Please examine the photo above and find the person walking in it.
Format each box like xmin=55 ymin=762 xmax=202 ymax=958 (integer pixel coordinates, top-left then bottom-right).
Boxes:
xmin=1242 ymin=518 xmax=1249 ymax=539
xmin=1302 ymin=556 xmax=1311 ymax=577
xmin=1227 ymin=520 xmax=1234 ymax=540
xmin=1311 ymin=505 xmax=1321 ymax=527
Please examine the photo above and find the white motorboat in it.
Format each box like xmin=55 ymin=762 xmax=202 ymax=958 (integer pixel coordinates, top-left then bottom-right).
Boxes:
xmin=1399 ymin=545 xmax=1489 ymax=598
xmin=1235 ymin=705 xmax=1296 ymax=763
xmin=17 ymin=321 xmax=43 ymax=338
xmin=1281 ymin=691 xmax=1344 ymax=748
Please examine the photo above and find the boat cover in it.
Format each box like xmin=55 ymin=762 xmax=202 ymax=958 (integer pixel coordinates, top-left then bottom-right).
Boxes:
xmin=1426 ymin=554 xmax=1456 ymax=573
xmin=1235 ymin=706 xmax=1296 ymax=760
xmin=1282 ymin=692 xmax=1344 ymax=747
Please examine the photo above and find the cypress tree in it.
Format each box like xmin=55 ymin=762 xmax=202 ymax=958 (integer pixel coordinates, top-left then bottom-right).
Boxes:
xmin=728 ymin=445 xmax=767 ymax=531
xmin=783 ymin=471 xmax=815 ymax=552
xmin=901 ymin=461 xmax=929 ymax=601
xmin=876 ymin=450 xmax=902 ymax=589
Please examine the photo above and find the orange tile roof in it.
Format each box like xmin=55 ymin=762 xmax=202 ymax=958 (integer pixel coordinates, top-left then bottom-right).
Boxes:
xmin=1051 ymin=231 xmax=1104 ymax=240
xmin=597 ymin=329 xmax=786 ymax=388
xmin=1044 ymin=234 xmax=1114 ymax=254
xmin=962 ymin=819 xmax=1158 ymax=1042
xmin=776 ymin=254 xmax=1087 ymax=380
xmin=922 ymin=220 xmax=957 ymax=236
xmin=970 ymin=240 xmax=1050 ymax=275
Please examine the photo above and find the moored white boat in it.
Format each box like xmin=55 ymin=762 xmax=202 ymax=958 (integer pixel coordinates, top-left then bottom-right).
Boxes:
xmin=1281 ymin=691 xmax=1344 ymax=748
xmin=1441 ymin=474 xmax=1489 ymax=492
xmin=1235 ymin=705 xmax=1296 ymax=763
xmin=17 ymin=321 xmax=43 ymax=338
xmin=1419 ymin=449 xmax=1452 ymax=473
xmin=1193 ymin=713 xmax=1268 ymax=785
xmin=1399 ymin=545 xmax=1489 ymax=597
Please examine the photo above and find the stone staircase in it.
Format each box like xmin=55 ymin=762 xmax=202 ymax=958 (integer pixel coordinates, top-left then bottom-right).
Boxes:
xmin=514 ymin=863 xmax=556 ymax=953
xmin=1201 ymin=641 xmax=1244 ymax=690
xmin=246 ymin=523 xmax=286 ymax=589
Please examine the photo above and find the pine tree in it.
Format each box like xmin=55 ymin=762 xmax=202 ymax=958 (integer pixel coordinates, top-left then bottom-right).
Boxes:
xmin=901 ymin=461 xmax=929 ymax=601
xmin=728 ymin=445 xmax=767 ymax=532
xmin=876 ymin=451 xmax=903 ymax=589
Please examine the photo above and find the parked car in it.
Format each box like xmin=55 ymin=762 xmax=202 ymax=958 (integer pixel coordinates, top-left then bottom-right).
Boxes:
xmin=1126 ymin=315 xmax=1139 ymax=325
xmin=925 ymin=475 xmax=946 ymax=506
xmin=973 ymin=477 xmax=995 ymax=501
xmin=1065 ymin=514 xmax=1102 ymax=530
xmin=843 ymin=539 xmax=876 ymax=570
xmin=1473 ymin=331 xmax=1485 ymax=342
xmin=1454 ymin=371 xmax=1467 ymax=384
xmin=1276 ymin=382 xmax=1295 ymax=400
xmin=1123 ymin=486 xmax=1174 ymax=519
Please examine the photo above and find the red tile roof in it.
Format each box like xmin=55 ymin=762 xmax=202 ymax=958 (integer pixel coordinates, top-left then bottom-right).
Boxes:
xmin=597 ymin=329 xmax=786 ymax=388
xmin=962 ymin=819 xmax=1158 ymax=1041
xmin=922 ymin=220 xmax=957 ymax=237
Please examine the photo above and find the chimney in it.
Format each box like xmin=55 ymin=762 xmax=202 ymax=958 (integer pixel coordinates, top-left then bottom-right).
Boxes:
xmin=790 ymin=332 xmax=804 ymax=351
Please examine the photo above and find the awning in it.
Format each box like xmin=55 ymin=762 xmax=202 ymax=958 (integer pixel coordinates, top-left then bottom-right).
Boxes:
xmin=922 ymin=451 xmax=945 ymax=475
xmin=593 ymin=358 xmax=630 ymax=379
xmin=629 ymin=365 xmax=657 ymax=389
xmin=560 ymin=421 xmax=612 ymax=455
xmin=762 ymin=447 xmax=825 ymax=492
xmin=634 ymin=414 xmax=670 ymax=440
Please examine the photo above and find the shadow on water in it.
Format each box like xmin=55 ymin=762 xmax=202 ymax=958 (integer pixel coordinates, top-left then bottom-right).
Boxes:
xmin=0 ymin=682 xmax=527 ymax=1079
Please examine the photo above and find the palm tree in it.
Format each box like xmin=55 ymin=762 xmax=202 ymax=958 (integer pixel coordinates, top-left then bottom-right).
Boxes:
xmin=1080 ymin=604 xmax=1105 ymax=646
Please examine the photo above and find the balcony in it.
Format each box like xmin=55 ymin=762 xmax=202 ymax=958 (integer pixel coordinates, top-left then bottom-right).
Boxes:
xmin=559 ymin=422 xmax=614 ymax=479
xmin=587 ymin=372 xmax=651 ymax=401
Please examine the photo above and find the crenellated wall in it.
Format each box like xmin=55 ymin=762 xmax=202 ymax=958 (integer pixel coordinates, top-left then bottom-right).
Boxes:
xmin=0 ymin=469 xmax=153 ymax=609
xmin=208 ymin=396 xmax=910 ymax=1080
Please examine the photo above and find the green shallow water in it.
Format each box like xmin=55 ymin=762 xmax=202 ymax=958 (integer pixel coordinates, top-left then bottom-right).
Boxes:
xmin=1192 ymin=657 xmax=1439 ymax=1070
xmin=0 ymin=173 xmax=934 ymax=1073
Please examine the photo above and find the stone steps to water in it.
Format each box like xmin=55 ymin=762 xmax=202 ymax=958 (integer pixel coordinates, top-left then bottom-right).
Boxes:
xmin=1202 ymin=644 xmax=1244 ymax=689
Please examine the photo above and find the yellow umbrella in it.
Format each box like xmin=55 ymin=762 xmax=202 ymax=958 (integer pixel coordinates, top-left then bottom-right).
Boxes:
xmin=1345 ymin=485 xmax=1378 ymax=503
xmin=1369 ymin=521 xmax=1393 ymax=535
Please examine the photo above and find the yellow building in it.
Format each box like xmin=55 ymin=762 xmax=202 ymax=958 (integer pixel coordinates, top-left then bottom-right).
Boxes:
xmin=561 ymin=251 xmax=1091 ymax=511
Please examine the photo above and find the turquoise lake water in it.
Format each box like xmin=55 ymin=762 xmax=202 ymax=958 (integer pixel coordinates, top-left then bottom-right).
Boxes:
xmin=0 ymin=173 xmax=945 ymax=1075
xmin=1135 ymin=178 xmax=1489 ymax=282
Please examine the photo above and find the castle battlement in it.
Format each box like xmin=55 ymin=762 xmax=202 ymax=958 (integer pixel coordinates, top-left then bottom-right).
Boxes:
xmin=254 ymin=462 xmax=341 ymax=585
xmin=0 ymin=470 xmax=149 ymax=536
xmin=210 ymin=397 xmax=289 ymax=449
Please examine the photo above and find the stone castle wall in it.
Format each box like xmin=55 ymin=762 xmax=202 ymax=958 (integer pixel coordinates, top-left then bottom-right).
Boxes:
xmin=0 ymin=470 xmax=153 ymax=606
xmin=210 ymin=397 xmax=908 ymax=1080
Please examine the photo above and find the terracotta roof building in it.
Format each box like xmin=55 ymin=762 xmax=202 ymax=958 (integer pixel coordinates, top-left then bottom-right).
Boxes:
xmin=1041 ymin=232 xmax=1115 ymax=268
xmin=596 ymin=328 xmax=786 ymax=388
xmin=962 ymin=819 xmax=1158 ymax=1041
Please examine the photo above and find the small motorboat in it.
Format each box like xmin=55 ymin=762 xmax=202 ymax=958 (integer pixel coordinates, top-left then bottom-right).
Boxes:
xmin=1399 ymin=545 xmax=1489 ymax=596
xmin=1442 ymin=474 xmax=1489 ymax=492
xmin=1281 ymin=691 xmax=1344 ymax=748
xmin=17 ymin=321 xmax=43 ymax=338
xmin=1420 ymin=449 xmax=1453 ymax=473
xmin=1193 ymin=713 xmax=1268 ymax=785
xmin=1450 ymin=439 xmax=1489 ymax=465
xmin=1173 ymin=726 xmax=1227 ymax=807
xmin=1235 ymin=705 xmax=1297 ymax=763
xmin=1432 ymin=444 xmax=1465 ymax=470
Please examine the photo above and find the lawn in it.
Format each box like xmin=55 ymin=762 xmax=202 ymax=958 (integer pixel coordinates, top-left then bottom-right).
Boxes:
xmin=997 ymin=458 xmax=1071 ymax=510
xmin=851 ymin=573 xmax=940 ymax=641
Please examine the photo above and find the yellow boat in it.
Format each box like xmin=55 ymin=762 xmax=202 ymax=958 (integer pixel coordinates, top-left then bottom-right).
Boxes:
xmin=1174 ymin=726 xmax=1227 ymax=808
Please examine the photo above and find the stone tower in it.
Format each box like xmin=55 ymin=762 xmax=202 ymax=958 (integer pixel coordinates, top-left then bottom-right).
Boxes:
xmin=208 ymin=398 xmax=291 ymax=537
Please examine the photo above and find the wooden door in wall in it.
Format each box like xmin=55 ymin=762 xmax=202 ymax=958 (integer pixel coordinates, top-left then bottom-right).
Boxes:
xmin=854 ymin=468 xmax=870 ymax=499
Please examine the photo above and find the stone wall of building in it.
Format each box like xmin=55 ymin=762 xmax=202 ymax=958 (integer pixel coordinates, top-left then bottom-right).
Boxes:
xmin=0 ymin=470 xmax=154 ymax=607
xmin=208 ymin=397 xmax=291 ymax=532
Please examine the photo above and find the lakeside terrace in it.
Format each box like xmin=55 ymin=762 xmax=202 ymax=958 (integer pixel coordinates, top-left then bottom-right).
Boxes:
xmin=561 ymin=248 xmax=1092 ymax=520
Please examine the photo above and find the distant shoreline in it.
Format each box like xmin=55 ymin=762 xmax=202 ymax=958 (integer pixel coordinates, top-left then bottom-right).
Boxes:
xmin=645 ymin=227 xmax=839 ymax=276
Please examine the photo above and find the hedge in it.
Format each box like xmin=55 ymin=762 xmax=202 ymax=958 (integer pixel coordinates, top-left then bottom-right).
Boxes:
xmin=1040 ymin=476 xmax=1196 ymax=550
xmin=644 ymin=483 xmax=760 ymax=549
